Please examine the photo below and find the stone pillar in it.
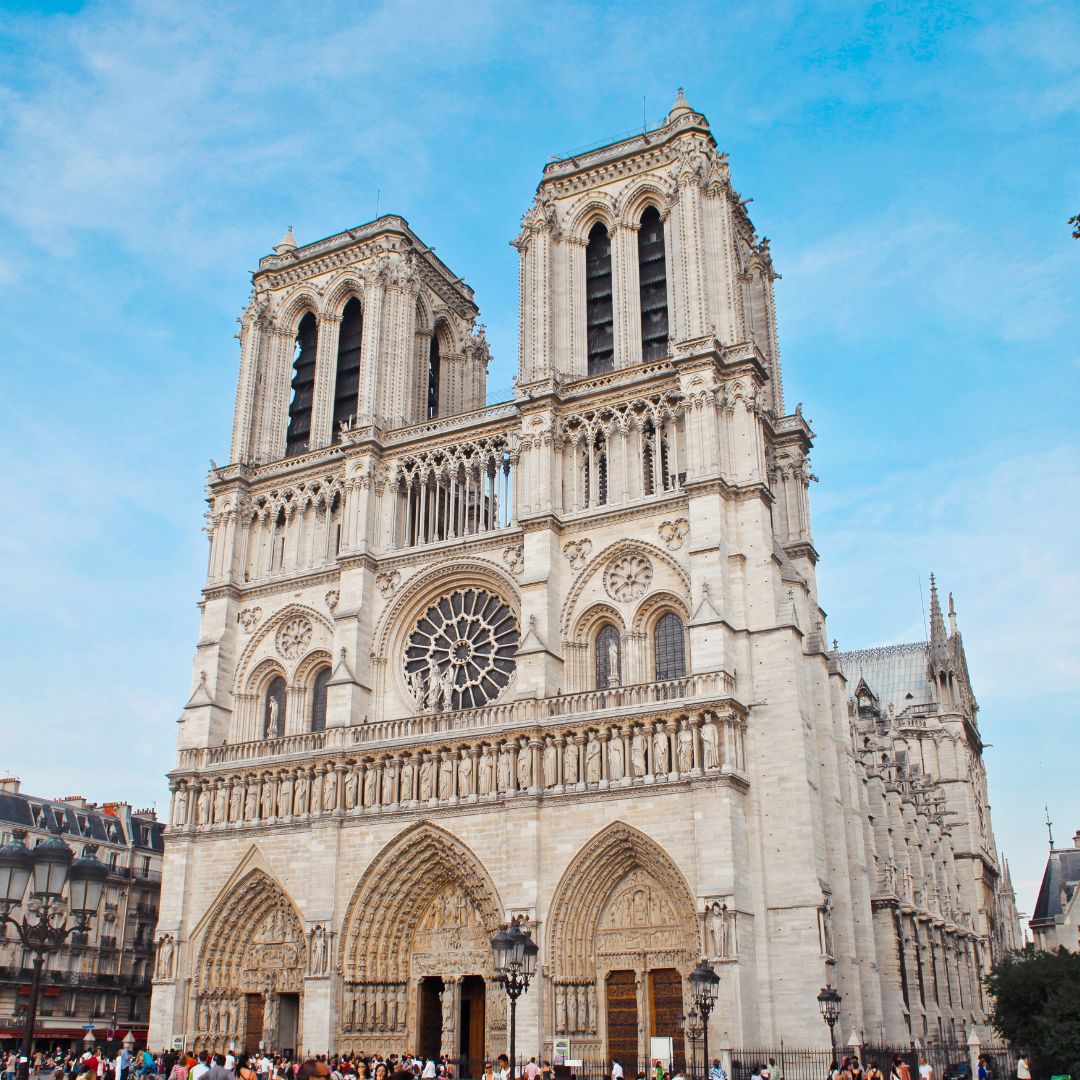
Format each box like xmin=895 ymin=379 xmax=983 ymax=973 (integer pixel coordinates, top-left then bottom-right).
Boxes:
xmin=441 ymin=975 xmax=462 ymax=1059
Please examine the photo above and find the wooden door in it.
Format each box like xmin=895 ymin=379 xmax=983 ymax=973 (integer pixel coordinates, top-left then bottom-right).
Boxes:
xmin=649 ymin=969 xmax=685 ymax=1072
xmin=244 ymin=994 xmax=264 ymax=1054
xmin=606 ymin=970 xmax=639 ymax=1072
xmin=459 ymin=976 xmax=486 ymax=1077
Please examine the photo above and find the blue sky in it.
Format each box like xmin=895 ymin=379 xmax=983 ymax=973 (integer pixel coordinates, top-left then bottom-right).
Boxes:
xmin=0 ymin=0 xmax=1077 ymax=919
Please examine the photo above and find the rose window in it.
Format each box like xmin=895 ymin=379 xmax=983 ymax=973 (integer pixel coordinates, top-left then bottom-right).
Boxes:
xmin=404 ymin=589 xmax=518 ymax=711
xmin=604 ymin=553 xmax=654 ymax=602
xmin=276 ymin=616 xmax=313 ymax=660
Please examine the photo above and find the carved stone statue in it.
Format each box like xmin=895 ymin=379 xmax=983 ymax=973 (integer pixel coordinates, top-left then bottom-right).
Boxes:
xmin=709 ymin=900 xmax=729 ymax=958
xmin=323 ymin=767 xmax=339 ymax=810
xmin=157 ymin=934 xmax=174 ymax=978
xmin=631 ymin=731 xmax=648 ymax=777
xmin=419 ymin=757 xmax=434 ymax=801
xmin=228 ymin=783 xmax=242 ymax=821
xmin=555 ymin=985 xmax=567 ymax=1032
xmin=585 ymin=735 xmax=602 ymax=783
xmin=364 ymin=764 xmax=379 ymax=806
xmin=677 ymin=724 xmax=694 ymax=772
xmin=606 ymin=637 xmax=620 ymax=688
xmin=382 ymin=759 xmax=398 ymax=803
xmin=293 ymin=772 xmax=308 ymax=815
xmin=401 ymin=757 xmax=416 ymax=801
xmin=265 ymin=695 xmax=279 ymax=738
xmin=701 ymin=716 xmax=720 ymax=769
xmin=173 ymin=786 xmax=188 ymax=826
xmin=438 ymin=666 xmax=456 ymax=711
xmin=479 ymin=748 xmax=494 ymax=795
xmin=543 ymin=737 xmax=557 ymax=787
xmin=278 ymin=773 xmax=293 ymax=816
xmin=196 ymin=785 xmax=211 ymax=824
xmin=497 ymin=744 xmax=512 ymax=792
xmin=243 ymin=781 xmax=257 ymax=820
xmin=653 ymin=727 xmax=670 ymax=773
xmin=310 ymin=925 xmax=328 ymax=975
xmin=213 ymin=783 xmax=227 ymax=822
xmin=517 ymin=742 xmax=532 ymax=789
xmin=566 ymin=983 xmax=578 ymax=1030
xmin=439 ymin=754 xmax=454 ymax=800
xmin=458 ymin=752 xmax=474 ymax=797
xmin=587 ymin=985 xmax=597 ymax=1030
xmin=564 ymin=741 xmax=579 ymax=784
xmin=260 ymin=778 xmax=275 ymax=819
xmin=344 ymin=766 xmax=358 ymax=809
xmin=609 ymin=734 xmax=625 ymax=781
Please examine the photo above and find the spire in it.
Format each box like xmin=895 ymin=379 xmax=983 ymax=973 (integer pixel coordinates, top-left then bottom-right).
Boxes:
xmin=667 ymin=87 xmax=693 ymax=122
xmin=928 ymin=572 xmax=948 ymax=648
xmin=274 ymin=226 xmax=297 ymax=254
xmin=948 ymin=591 xmax=958 ymax=636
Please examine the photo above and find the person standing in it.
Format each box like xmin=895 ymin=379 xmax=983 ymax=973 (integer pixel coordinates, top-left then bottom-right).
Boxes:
xmin=710 ymin=1061 xmax=728 ymax=1080
xmin=917 ymin=1059 xmax=933 ymax=1080
xmin=611 ymin=1063 xmax=624 ymax=1080
xmin=1015 ymin=1058 xmax=1030 ymax=1080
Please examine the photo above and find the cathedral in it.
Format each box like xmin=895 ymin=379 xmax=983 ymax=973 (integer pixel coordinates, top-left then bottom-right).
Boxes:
xmin=148 ymin=92 xmax=1021 ymax=1064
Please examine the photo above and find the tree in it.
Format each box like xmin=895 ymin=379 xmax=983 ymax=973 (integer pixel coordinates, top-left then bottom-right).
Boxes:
xmin=1070 ymin=214 xmax=1080 ymax=239
xmin=986 ymin=946 xmax=1080 ymax=1077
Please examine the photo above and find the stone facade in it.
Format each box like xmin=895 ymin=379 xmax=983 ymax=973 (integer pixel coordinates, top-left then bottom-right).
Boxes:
xmin=149 ymin=92 xmax=1019 ymax=1062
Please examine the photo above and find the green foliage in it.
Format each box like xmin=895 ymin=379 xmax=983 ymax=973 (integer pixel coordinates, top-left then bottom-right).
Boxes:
xmin=986 ymin=946 xmax=1080 ymax=1078
xmin=1070 ymin=214 xmax=1080 ymax=239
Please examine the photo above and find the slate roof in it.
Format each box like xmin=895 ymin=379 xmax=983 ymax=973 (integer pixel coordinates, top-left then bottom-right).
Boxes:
xmin=1032 ymin=845 xmax=1080 ymax=926
xmin=0 ymin=789 xmax=164 ymax=851
xmin=840 ymin=642 xmax=934 ymax=714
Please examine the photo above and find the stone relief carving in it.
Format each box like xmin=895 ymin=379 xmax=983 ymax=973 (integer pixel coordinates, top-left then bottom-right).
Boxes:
xmin=658 ymin=518 xmax=689 ymax=550
xmin=325 ymin=589 xmax=340 ymax=613
xmin=308 ymin=923 xmax=331 ymax=976
xmin=156 ymin=933 xmax=175 ymax=979
xmin=376 ymin=570 xmax=401 ymax=597
xmin=276 ymin=616 xmax=313 ymax=660
xmin=705 ymin=899 xmax=735 ymax=959
xmin=502 ymin=544 xmax=524 ymax=576
xmin=605 ymin=552 xmax=654 ymax=602
xmin=563 ymin=538 xmax=592 ymax=569
xmin=238 ymin=607 xmax=262 ymax=633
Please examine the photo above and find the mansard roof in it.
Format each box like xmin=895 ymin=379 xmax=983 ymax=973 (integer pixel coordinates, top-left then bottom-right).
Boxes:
xmin=839 ymin=642 xmax=934 ymax=715
xmin=0 ymin=787 xmax=165 ymax=851
xmin=1031 ymin=843 xmax=1080 ymax=927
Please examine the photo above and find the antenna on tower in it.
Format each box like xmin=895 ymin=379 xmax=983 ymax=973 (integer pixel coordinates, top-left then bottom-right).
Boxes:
xmin=375 ymin=188 xmax=381 ymax=219
xmin=919 ymin=576 xmax=928 ymax=642
xmin=1046 ymin=806 xmax=1055 ymax=849
xmin=643 ymin=95 xmax=647 ymax=133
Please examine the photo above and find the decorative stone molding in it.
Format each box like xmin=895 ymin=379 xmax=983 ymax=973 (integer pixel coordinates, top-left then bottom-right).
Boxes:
xmin=324 ymin=590 xmax=340 ymax=613
xmin=564 ymin=539 xmax=592 ymax=569
xmin=502 ymin=544 xmax=524 ymax=576
xmin=376 ymin=570 xmax=401 ymax=597
xmin=238 ymin=607 xmax=262 ymax=633
xmin=605 ymin=553 xmax=654 ymax=602
xmin=275 ymin=616 xmax=313 ymax=660
xmin=658 ymin=518 xmax=689 ymax=550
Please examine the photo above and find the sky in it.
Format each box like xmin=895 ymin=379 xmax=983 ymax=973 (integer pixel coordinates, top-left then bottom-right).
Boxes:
xmin=0 ymin=0 xmax=1077 ymax=924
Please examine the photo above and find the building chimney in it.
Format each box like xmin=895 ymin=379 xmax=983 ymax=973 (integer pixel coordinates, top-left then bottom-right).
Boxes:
xmin=0 ymin=777 xmax=20 ymax=794
xmin=1073 ymin=829 xmax=1080 ymax=848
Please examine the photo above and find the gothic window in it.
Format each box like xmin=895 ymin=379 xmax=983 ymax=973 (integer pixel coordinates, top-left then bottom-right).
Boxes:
xmin=583 ymin=432 xmax=608 ymax=508
xmin=642 ymin=419 xmax=672 ymax=496
xmin=596 ymin=624 xmax=621 ymax=689
xmin=285 ymin=312 xmax=318 ymax=457
xmin=638 ymin=206 xmax=669 ymax=361
xmin=272 ymin=510 xmax=286 ymax=570
xmin=427 ymin=331 xmax=441 ymax=419
xmin=654 ymin=613 xmax=687 ymax=682
xmin=310 ymin=667 xmax=331 ymax=733
xmin=586 ymin=223 xmax=614 ymax=375
xmin=333 ymin=298 xmax=363 ymax=438
xmin=263 ymin=676 xmax=286 ymax=739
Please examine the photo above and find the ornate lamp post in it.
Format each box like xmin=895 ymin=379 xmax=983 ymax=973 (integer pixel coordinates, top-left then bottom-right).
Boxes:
xmin=817 ymin=986 xmax=842 ymax=1066
xmin=490 ymin=918 xmax=539 ymax=1080
xmin=679 ymin=1008 xmax=704 ymax=1080
xmin=688 ymin=960 xmax=720 ymax=1080
xmin=0 ymin=829 xmax=107 ymax=1080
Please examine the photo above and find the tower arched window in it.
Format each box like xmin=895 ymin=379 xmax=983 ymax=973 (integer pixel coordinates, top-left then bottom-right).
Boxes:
xmin=596 ymin=624 xmax=621 ymax=690
xmin=310 ymin=667 xmax=331 ymax=732
xmin=285 ymin=312 xmax=318 ymax=457
xmin=263 ymin=676 xmax=286 ymax=739
xmin=333 ymin=298 xmax=363 ymax=438
xmin=427 ymin=331 xmax=441 ymax=419
xmin=654 ymin=613 xmax=687 ymax=682
xmin=638 ymin=205 xmax=669 ymax=361
xmin=586 ymin=223 xmax=614 ymax=375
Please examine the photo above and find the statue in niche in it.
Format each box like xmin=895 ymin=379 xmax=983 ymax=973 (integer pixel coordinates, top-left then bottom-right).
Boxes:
xmin=156 ymin=935 xmax=174 ymax=978
xmin=497 ymin=744 xmax=512 ymax=792
xmin=278 ymin=774 xmax=293 ymax=816
xmin=543 ymin=737 xmax=557 ymax=787
xmin=196 ymin=785 xmax=211 ymax=824
xmin=364 ymin=764 xmax=379 ymax=806
xmin=310 ymin=925 xmax=328 ymax=974
xmin=819 ymin=894 xmax=834 ymax=956
xmin=229 ymin=783 xmax=242 ymax=821
xmin=242 ymin=780 xmax=257 ymax=821
xmin=701 ymin=717 xmax=720 ymax=769
xmin=344 ymin=767 xmax=358 ymax=809
xmin=173 ymin=786 xmax=188 ymax=826
xmin=265 ymin=696 xmax=279 ymax=738
xmin=677 ymin=723 xmax=694 ymax=772
xmin=609 ymin=735 xmax=625 ymax=781
xmin=458 ymin=752 xmax=474 ymax=796
xmin=419 ymin=757 xmax=434 ymax=801
xmin=566 ymin=983 xmax=578 ymax=1030
xmin=631 ymin=730 xmax=648 ymax=777
xmin=322 ymin=767 xmax=338 ymax=810
xmin=439 ymin=754 xmax=454 ymax=800
xmin=587 ymin=985 xmax=597 ymax=1030
xmin=311 ymin=770 xmax=324 ymax=813
xmin=260 ymin=779 xmax=275 ymax=819
xmin=585 ymin=735 xmax=602 ymax=783
xmin=709 ymin=901 xmax=730 ymax=958
xmin=294 ymin=772 xmax=308 ymax=815
xmin=555 ymin=986 xmax=567 ymax=1032
xmin=405 ymin=669 xmax=424 ymax=709
xmin=401 ymin=757 xmax=416 ymax=801
xmin=382 ymin=759 xmax=398 ymax=803
xmin=606 ymin=636 xmax=621 ymax=688
xmin=440 ymin=981 xmax=455 ymax=1033
xmin=479 ymin=747 xmax=495 ymax=795
xmin=517 ymin=743 xmax=532 ymax=789
xmin=438 ymin=666 xmax=456 ymax=711
xmin=213 ymin=783 xmax=227 ymax=822
xmin=653 ymin=727 xmax=670 ymax=773
xmin=564 ymin=741 xmax=579 ymax=784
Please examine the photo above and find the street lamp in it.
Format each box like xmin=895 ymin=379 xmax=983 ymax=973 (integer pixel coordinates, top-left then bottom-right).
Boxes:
xmin=688 ymin=960 xmax=720 ymax=1080
xmin=490 ymin=918 xmax=538 ymax=1080
xmin=816 ymin=986 xmax=842 ymax=1066
xmin=0 ymin=829 xmax=106 ymax=1080
xmin=679 ymin=1008 xmax=704 ymax=1080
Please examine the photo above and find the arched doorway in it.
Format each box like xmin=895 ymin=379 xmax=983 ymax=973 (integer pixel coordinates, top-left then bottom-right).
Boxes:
xmin=192 ymin=870 xmax=306 ymax=1055
xmin=546 ymin=823 xmax=699 ymax=1071
xmin=338 ymin=822 xmax=504 ymax=1067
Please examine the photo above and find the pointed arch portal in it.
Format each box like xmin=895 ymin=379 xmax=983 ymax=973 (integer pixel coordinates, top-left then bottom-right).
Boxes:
xmin=193 ymin=869 xmax=305 ymax=1055
xmin=546 ymin=823 xmax=699 ymax=1069
xmin=338 ymin=822 xmax=506 ymax=1067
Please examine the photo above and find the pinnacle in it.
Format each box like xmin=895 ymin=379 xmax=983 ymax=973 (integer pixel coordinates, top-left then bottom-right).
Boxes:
xmin=667 ymin=87 xmax=693 ymax=121
xmin=274 ymin=226 xmax=297 ymax=254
